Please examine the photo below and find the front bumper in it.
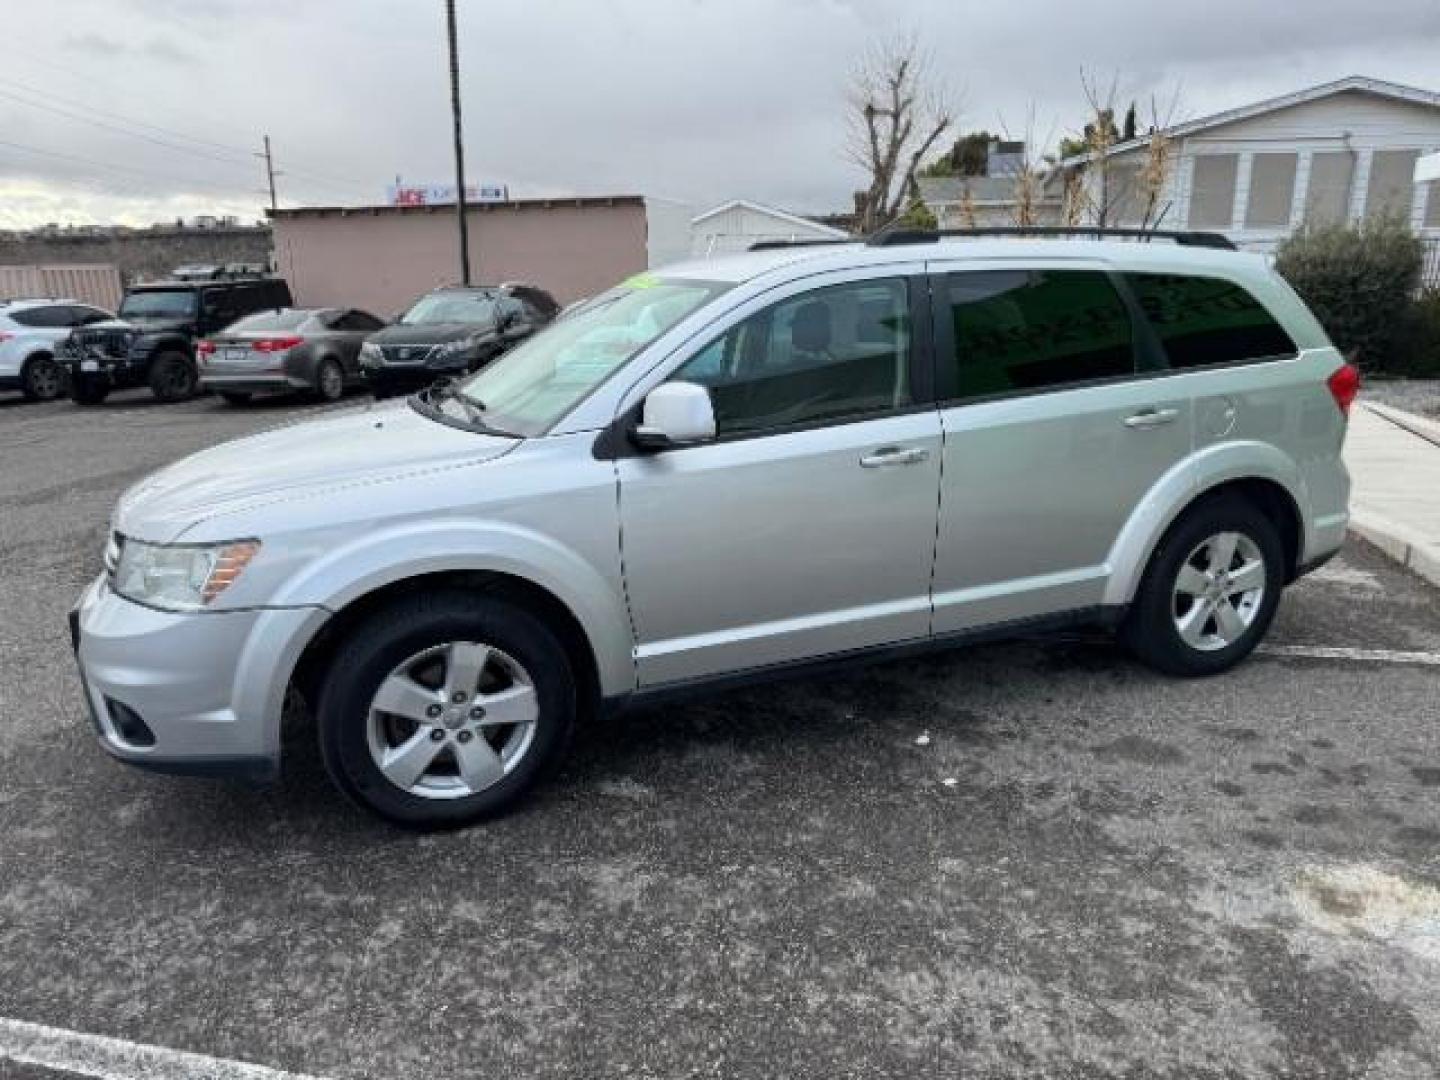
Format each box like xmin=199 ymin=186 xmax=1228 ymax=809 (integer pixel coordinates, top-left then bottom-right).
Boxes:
xmin=70 ymin=574 xmax=325 ymax=780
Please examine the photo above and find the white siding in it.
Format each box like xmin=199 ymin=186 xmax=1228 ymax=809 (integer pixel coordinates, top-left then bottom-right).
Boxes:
xmin=689 ymin=203 xmax=844 ymax=257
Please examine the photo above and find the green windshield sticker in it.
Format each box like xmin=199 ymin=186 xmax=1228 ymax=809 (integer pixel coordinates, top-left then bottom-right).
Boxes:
xmin=623 ymin=272 xmax=662 ymax=289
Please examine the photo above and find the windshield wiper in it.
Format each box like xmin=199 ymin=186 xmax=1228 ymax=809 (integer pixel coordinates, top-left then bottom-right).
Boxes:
xmin=419 ymin=379 xmax=513 ymax=436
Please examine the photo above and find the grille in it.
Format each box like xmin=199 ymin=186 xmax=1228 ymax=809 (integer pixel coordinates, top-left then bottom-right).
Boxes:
xmin=381 ymin=344 xmax=435 ymax=365
xmin=70 ymin=328 xmax=135 ymax=358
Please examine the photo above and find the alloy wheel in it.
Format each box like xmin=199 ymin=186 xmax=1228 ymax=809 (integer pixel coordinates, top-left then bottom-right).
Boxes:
xmin=1172 ymin=531 xmax=1267 ymax=652
xmin=365 ymin=641 xmax=540 ymax=799
xmin=26 ymin=357 xmax=62 ymax=399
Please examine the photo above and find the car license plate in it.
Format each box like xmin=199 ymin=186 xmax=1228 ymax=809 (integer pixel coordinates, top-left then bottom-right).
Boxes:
xmin=80 ymin=360 xmax=100 ymax=373
xmin=224 ymin=346 xmax=251 ymax=363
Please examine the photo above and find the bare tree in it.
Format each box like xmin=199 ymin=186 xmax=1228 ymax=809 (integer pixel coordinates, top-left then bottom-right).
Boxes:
xmin=1063 ymin=71 xmax=1183 ymax=232
xmin=994 ymin=107 xmax=1057 ymax=228
xmin=846 ymin=36 xmax=955 ymax=234
xmin=1079 ymin=68 xmax=1123 ymax=227
xmin=1135 ymin=88 xmax=1183 ymax=230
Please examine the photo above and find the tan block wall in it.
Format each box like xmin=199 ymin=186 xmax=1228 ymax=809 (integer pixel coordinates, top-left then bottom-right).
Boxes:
xmin=272 ymin=202 xmax=649 ymax=316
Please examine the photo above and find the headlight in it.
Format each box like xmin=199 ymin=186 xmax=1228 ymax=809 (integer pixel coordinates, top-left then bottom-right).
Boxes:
xmin=359 ymin=342 xmax=383 ymax=368
xmin=435 ymin=336 xmax=479 ymax=359
xmin=112 ymin=537 xmax=260 ymax=612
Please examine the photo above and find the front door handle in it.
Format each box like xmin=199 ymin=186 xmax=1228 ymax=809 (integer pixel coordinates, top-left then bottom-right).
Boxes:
xmin=860 ymin=446 xmax=930 ymax=468
xmin=1123 ymin=407 xmax=1180 ymax=430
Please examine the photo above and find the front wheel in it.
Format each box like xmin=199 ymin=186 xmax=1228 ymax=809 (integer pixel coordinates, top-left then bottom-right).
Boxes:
xmin=318 ymin=592 xmax=576 ymax=828
xmin=70 ymin=377 xmax=110 ymax=406
xmin=1121 ymin=495 xmax=1284 ymax=677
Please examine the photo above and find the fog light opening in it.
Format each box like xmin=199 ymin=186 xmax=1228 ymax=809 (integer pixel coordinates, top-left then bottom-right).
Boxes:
xmin=103 ymin=698 xmax=156 ymax=748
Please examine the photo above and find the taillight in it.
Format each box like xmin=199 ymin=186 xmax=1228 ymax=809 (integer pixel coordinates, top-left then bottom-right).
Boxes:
xmin=1326 ymin=362 xmax=1361 ymax=417
xmin=196 ymin=340 xmax=216 ymax=356
xmin=253 ymin=336 xmax=303 ymax=353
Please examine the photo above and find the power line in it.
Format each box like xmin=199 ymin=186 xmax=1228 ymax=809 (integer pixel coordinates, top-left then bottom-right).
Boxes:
xmin=0 ymin=137 xmax=263 ymax=201
xmin=0 ymin=73 xmax=374 ymax=199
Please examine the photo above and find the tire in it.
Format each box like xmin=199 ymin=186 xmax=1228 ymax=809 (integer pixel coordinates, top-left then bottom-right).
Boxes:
xmin=148 ymin=350 xmax=198 ymax=402
xmin=1121 ymin=494 xmax=1285 ymax=677
xmin=318 ymin=591 xmax=576 ymax=828
xmin=70 ymin=377 xmax=110 ymax=406
xmin=20 ymin=353 xmax=64 ymax=401
xmin=219 ymin=391 xmax=253 ymax=406
xmin=314 ymin=358 xmax=344 ymax=402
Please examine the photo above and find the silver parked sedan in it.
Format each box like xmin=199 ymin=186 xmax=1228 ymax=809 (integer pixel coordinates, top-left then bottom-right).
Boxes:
xmin=198 ymin=307 xmax=386 ymax=404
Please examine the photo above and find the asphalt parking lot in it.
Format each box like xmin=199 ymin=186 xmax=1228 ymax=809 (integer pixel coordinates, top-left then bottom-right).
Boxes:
xmin=1 ymin=389 xmax=1439 ymax=1079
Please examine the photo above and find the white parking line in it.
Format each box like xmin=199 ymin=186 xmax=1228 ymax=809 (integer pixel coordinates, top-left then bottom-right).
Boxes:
xmin=1256 ymin=643 xmax=1440 ymax=667
xmin=0 ymin=1017 xmax=330 ymax=1080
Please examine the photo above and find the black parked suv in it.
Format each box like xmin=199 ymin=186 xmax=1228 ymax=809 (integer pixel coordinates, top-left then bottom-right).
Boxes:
xmin=62 ymin=273 xmax=293 ymax=404
xmin=359 ymin=282 xmax=559 ymax=399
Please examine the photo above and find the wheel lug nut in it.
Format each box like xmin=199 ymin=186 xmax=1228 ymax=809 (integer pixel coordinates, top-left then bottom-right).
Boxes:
xmin=452 ymin=692 xmax=467 ymax=704
xmin=456 ymin=730 xmax=473 ymax=743
xmin=426 ymin=704 xmax=443 ymax=718
xmin=429 ymin=729 xmax=445 ymax=742
xmin=469 ymin=706 xmax=486 ymax=720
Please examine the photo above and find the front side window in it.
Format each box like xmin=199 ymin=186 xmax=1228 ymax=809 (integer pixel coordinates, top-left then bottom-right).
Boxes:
xmin=1125 ymin=273 xmax=1297 ymax=368
xmin=670 ymin=278 xmax=912 ymax=437
xmin=449 ymin=278 xmax=729 ymax=436
xmin=119 ymin=290 xmax=198 ymax=319
xmin=944 ymin=269 xmax=1135 ymax=400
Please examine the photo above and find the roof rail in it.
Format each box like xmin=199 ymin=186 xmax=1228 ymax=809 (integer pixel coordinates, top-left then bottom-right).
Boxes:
xmin=747 ymin=238 xmax=854 ymax=252
xmin=864 ymin=226 xmax=1238 ymax=251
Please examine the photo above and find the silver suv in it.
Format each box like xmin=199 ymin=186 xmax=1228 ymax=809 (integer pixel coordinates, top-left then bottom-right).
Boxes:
xmin=71 ymin=231 xmax=1355 ymax=826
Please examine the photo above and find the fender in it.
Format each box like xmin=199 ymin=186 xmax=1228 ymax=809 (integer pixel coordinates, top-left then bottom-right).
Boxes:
xmin=1102 ymin=439 xmax=1309 ymax=607
xmin=264 ymin=517 xmax=635 ymax=696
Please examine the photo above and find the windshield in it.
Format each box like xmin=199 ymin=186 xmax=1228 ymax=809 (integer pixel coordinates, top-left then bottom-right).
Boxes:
xmin=400 ymin=290 xmax=497 ymax=326
xmin=449 ymin=277 xmax=729 ymax=436
xmin=119 ymin=289 xmax=198 ymax=319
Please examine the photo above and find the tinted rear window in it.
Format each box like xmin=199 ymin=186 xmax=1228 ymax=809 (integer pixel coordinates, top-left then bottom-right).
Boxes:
xmin=945 ymin=269 xmax=1135 ymax=399
xmin=1125 ymin=273 xmax=1297 ymax=369
xmin=226 ymin=309 xmax=311 ymax=332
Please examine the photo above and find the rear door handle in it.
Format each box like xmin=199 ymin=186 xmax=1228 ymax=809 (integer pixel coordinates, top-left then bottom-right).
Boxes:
xmin=1123 ymin=407 xmax=1179 ymax=430
xmin=860 ymin=446 xmax=930 ymax=468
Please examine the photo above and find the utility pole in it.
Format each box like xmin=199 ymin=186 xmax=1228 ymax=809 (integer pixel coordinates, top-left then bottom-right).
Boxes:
xmin=258 ymin=134 xmax=278 ymax=213
xmin=444 ymin=0 xmax=471 ymax=284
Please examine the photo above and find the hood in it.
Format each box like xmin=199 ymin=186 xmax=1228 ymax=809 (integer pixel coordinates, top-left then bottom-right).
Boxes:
xmin=115 ymin=399 xmax=517 ymax=541
xmin=368 ymin=322 xmax=493 ymax=346
xmin=84 ymin=316 xmax=190 ymax=335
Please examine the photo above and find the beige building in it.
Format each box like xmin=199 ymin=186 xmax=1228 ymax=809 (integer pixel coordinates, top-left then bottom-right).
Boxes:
xmin=269 ymin=195 xmax=692 ymax=315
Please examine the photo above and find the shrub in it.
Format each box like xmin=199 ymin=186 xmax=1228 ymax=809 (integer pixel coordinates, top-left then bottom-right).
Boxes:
xmin=1389 ymin=288 xmax=1440 ymax=378
xmin=1275 ymin=215 xmax=1425 ymax=372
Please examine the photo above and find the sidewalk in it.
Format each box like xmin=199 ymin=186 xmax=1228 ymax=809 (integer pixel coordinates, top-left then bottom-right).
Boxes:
xmin=1344 ymin=400 xmax=1440 ymax=587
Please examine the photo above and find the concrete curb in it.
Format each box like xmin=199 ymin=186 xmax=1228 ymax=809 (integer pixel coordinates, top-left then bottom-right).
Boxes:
xmin=1348 ymin=508 xmax=1440 ymax=590
xmin=1347 ymin=401 xmax=1440 ymax=589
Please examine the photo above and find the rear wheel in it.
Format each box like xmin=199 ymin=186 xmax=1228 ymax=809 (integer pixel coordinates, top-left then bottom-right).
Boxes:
xmin=318 ymin=592 xmax=576 ymax=828
xmin=219 ymin=391 xmax=253 ymax=406
xmin=20 ymin=353 xmax=64 ymax=401
xmin=1121 ymin=494 xmax=1284 ymax=677
xmin=149 ymin=350 xmax=198 ymax=402
xmin=314 ymin=358 xmax=344 ymax=402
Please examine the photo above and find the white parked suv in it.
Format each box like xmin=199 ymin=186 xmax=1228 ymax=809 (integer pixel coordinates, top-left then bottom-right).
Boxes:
xmin=0 ymin=298 xmax=114 ymax=400
xmin=71 ymin=229 xmax=1355 ymax=827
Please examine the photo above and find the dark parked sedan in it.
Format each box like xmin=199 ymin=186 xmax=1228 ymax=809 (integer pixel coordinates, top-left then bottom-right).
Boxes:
xmin=359 ymin=282 xmax=559 ymax=399
xmin=198 ymin=307 xmax=386 ymax=404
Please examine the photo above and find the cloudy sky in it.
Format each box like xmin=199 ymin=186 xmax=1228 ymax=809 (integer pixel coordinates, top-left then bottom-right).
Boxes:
xmin=2 ymin=0 xmax=1439 ymax=228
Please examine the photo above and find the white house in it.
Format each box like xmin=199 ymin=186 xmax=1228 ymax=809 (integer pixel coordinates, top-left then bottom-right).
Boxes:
xmin=1062 ymin=75 xmax=1440 ymax=251
xmin=918 ymin=141 xmax=1064 ymax=229
xmin=689 ymin=200 xmax=849 ymax=257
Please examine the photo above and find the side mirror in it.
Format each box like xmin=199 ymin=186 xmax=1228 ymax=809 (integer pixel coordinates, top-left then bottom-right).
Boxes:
xmin=630 ymin=382 xmax=716 ymax=451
